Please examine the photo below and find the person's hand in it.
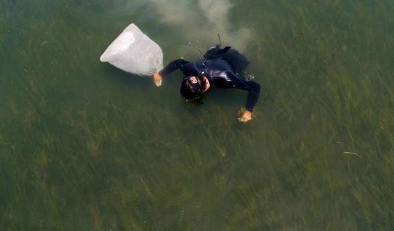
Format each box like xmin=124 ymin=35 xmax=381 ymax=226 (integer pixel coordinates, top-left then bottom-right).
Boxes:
xmin=202 ymin=76 xmax=210 ymax=92
xmin=238 ymin=110 xmax=252 ymax=123
xmin=153 ymin=72 xmax=162 ymax=87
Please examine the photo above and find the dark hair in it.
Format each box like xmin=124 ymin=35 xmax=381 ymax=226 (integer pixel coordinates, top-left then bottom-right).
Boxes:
xmin=180 ymin=76 xmax=206 ymax=101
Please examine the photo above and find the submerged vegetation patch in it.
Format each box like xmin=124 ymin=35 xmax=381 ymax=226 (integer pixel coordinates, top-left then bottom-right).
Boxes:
xmin=1 ymin=0 xmax=394 ymax=230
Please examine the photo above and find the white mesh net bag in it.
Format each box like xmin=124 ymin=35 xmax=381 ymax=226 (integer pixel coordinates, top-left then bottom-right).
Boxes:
xmin=100 ymin=23 xmax=163 ymax=78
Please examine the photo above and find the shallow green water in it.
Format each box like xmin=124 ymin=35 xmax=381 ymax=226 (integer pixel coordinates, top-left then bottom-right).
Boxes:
xmin=1 ymin=0 xmax=394 ymax=230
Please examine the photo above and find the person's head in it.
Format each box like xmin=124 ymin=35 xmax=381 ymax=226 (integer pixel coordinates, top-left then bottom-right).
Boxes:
xmin=180 ymin=76 xmax=206 ymax=102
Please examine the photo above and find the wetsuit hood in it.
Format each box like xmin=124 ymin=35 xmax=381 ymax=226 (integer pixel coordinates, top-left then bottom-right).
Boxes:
xmin=180 ymin=76 xmax=204 ymax=100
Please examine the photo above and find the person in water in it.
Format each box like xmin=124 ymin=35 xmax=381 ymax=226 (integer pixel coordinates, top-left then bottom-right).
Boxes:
xmin=153 ymin=45 xmax=260 ymax=122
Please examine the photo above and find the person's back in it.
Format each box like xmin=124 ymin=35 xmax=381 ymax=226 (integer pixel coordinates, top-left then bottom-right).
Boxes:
xmin=205 ymin=45 xmax=250 ymax=74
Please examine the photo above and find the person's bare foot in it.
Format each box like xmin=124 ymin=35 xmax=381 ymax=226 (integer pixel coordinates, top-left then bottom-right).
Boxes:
xmin=238 ymin=110 xmax=252 ymax=122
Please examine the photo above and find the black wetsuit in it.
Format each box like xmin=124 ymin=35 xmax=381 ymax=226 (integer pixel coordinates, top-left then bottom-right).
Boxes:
xmin=159 ymin=58 xmax=260 ymax=112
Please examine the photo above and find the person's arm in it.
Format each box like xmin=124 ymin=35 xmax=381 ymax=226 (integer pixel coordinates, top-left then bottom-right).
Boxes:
xmin=239 ymin=80 xmax=260 ymax=122
xmin=244 ymin=81 xmax=260 ymax=112
xmin=219 ymin=70 xmax=260 ymax=122
xmin=153 ymin=59 xmax=189 ymax=86
xmin=160 ymin=59 xmax=189 ymax=76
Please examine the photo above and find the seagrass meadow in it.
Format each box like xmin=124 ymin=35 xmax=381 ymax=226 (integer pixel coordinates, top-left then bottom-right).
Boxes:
xmin=1 ymin=0 xmax=394 ymax=230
